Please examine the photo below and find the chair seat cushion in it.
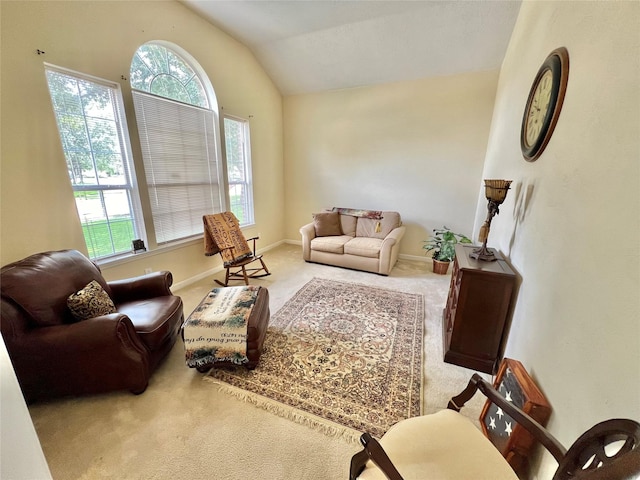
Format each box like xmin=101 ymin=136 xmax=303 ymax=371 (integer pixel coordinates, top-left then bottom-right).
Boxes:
xmin=118 ymin=296 xmax=183 ymax=351
xmin=358 ymin=409 xmax=518 ymax=480
xmin=344 ymin=237 xmax=383 ymax=258
xmin=310 ymin=235 xmax=353 ymax=254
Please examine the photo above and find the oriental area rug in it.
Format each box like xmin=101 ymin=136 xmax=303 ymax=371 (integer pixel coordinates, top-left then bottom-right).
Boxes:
xmin=205 ymin=277 xmax=424 ymax=442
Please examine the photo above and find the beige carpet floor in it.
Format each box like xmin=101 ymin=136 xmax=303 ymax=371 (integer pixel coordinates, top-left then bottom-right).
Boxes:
xmin=28 ymin=243 xmax=488 ymax=480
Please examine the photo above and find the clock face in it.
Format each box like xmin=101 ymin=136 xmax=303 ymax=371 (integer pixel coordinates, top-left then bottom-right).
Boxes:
xmin=520 ymin=47 xmax=569 ymax=162
xmin=524 ymin=69 xmax=553 ymax=148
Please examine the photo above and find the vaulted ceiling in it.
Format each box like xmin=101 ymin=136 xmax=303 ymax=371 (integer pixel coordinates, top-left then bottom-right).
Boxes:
xmin=180 ymin=1 xmax=522 ymax=96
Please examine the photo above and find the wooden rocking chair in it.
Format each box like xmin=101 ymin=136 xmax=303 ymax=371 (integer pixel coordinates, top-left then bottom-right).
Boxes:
xmin=203 ymin=212 xmax=270 ymax=287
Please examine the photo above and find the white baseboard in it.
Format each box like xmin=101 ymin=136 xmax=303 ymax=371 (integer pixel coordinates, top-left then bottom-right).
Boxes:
xmin=399 ymin=253 xmax=430 ymax=263
xmin=171 ymin=268 xmax=220 ymax=291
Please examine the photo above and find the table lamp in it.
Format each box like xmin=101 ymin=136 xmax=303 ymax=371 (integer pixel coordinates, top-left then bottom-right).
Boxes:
xmin=470 ymin=179 xmax=512 ymax=261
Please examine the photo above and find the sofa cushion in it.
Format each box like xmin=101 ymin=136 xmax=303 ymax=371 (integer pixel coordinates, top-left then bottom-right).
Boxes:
xmin=310 ymin=235 xmax=352 ymax=254
xmin=319 ymin=208 xmax=358 ymax=236
xmin=339 ymin=215 xmax=357 ymax=237
xmin=67 ymin=280 xmax=117 ymax=321
xmin=356 ymin=211 xmax=401 ymax=239
xmin=118 ymin=296 xmax=183 ymax=351
xmin=344 ymin=237 xmax=383 ymax=258
xmin=313 ymin=212 xmax=342 ymax=237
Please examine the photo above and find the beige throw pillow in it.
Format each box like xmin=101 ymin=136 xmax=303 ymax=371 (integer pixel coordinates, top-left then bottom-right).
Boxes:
xmin=313 ymin=212 xmax=343 ymax=237
xmin=67 ymin=280 xmax=117 ymax=321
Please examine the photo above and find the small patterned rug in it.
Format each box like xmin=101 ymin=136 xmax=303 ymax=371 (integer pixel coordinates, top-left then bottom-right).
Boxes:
xmin=205 ymin=277 xmax=424 ymax=442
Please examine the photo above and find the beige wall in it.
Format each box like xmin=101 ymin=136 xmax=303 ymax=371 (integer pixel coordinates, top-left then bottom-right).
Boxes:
xmin=283 ymin=71 xmax=499 ymax=257
xmin=0 ymin=1 xmax=284 ymax=282
xmin=478 ymin=1 xmax=640 ymax=475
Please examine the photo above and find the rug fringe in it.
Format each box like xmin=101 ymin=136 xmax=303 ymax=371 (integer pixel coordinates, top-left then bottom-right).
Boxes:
xmin=204 ymin=376 xmax=362 ymax=445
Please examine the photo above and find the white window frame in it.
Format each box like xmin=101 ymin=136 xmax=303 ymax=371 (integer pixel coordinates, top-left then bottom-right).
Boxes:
xmin=223 ymin=114 xmax=255 ymax=227
xmin=44 ymin=64 xmax=146 ymax=260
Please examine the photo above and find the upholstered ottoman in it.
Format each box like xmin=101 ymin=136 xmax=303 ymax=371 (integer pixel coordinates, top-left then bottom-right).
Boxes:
xmin=182 ymin=286 xmax=269 ymax=371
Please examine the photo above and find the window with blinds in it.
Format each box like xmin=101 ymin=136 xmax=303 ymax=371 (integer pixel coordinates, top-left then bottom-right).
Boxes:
xmin=130 ymin=43 xmax=224 ymax=245
xmin=133 ymin=92 xmax=222 ymax=243
xmin=45 ymin=65 xmax=145 ymax=260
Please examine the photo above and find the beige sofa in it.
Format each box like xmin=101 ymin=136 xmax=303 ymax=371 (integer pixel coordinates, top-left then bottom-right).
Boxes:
xmin=300 ymin=209 xmax=405 ymax=275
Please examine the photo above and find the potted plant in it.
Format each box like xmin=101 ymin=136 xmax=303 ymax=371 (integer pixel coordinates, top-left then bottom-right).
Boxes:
xmin=423 ymin=227 xmax=472 ymax=274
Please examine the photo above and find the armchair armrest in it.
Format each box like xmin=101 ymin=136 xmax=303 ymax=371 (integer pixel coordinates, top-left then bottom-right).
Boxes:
xmin=350 ymin=433 xmax=403 ymax=480
xmin=448 ymin=373 xmax=567 ymax=463
xmin=381 ymin=226 xmax=406 ymax=248
xmin=379 ymin=226 xmax=406 ymax=275
xmin=9 ymin=314 xmax=149 ymax=401
xmin=109 ymin=271 xmax=174 ymax=303
xmin=300 ymin=223 xmax=316 ymax=261
xmin=18 ymin=314 xmax=145 ymax=356
xmin=300 ymin=223 xmax=316 ymax=241
xmin=246 ymin=236 xmax=259 ymax=255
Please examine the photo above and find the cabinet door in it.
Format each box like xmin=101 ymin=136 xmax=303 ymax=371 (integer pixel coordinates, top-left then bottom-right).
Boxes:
xmin=443 ymin=245 xmax=516 ymax=374
xmin=450 ymin=272 xmax=513 ymax=360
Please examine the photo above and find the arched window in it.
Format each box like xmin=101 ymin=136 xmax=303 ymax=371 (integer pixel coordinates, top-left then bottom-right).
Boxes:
xmin=130 ymin=44 xmax=208 ymax=108
xmin=130 ymin=42 xmax=224 ymax=245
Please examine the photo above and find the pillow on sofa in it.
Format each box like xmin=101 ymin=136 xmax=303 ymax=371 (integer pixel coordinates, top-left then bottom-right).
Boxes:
xmin=356 ymin=211 xmax=402 ymax=239
xmin=313 ymin=212 xmax=343 ymax=237
xmin=67 ymin=280 xmax=117 ymax=321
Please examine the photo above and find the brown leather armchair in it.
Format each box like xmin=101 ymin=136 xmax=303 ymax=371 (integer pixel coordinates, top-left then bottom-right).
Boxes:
xmin=1 ymin=249 xmax=184 ymax=403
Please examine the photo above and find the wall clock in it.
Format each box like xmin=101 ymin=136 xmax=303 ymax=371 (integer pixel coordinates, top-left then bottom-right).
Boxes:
xmin=520 ymin=47 xmax=569 ymax=162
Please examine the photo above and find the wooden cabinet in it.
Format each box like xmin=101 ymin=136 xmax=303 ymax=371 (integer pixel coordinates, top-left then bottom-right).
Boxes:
xmin=442 ymin=244 xmax=516 ymax=374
